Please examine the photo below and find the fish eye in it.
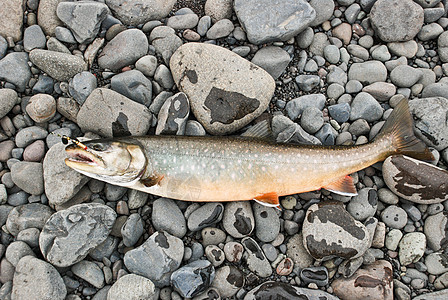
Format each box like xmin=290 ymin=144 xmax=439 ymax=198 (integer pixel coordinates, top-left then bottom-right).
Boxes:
xmin=90 ymin=143 xmax=106 ymax=151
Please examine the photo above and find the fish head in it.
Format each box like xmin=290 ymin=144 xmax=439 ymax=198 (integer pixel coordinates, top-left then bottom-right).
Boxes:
xmin=64 ymin=139 xmax=146 ymax=185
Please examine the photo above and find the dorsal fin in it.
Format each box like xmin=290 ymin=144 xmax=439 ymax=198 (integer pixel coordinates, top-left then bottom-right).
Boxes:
xmin=241 ymin=120 xmax=273 ymax=140
xmin=323 ymin=175 xmax=357 ymax=197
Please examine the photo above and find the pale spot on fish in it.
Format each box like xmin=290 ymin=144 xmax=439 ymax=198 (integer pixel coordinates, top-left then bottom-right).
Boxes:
xmin=220 ymin=164 xmax=225 ymax=169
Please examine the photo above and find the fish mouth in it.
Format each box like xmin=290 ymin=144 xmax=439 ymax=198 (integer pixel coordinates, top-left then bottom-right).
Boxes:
xmin=65 ymin=145 xmax=105 ymax=168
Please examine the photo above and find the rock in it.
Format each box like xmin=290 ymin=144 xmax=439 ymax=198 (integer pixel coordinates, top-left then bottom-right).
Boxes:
xmin=398 ymin=232 xmax=426 ymax=266
xmin=77 ymin=88 xmax=152 ymax=137
xmin=54 ymin=26 xmax=76 ymax=43
xmin=6 ymin=203 xmax=52 ymax=236
xmin=381 ymin=205 xmax=408 ymax=229
xmin=202 ymin=227 xmax=226 ymax=247
xmin=332 ymin=23 xmax=352 ymax=45
xmin=0 ymin=0 xmax=24 ymax=41
xmin=328 ymin=103 xmax=351 ymax=123
xmin=387 ymin=41 xmax=419 ymax=58
xmin=151 ymin=198 xmax=187 ymax=238
xmin=424 ymin=212 xmax=448 ymax=251
xmin=296 ymin=75 xmax=320 ymax=92
xmin=362 ymin=82 xmax=396 ymax=101
xmin=205 ymin=0 xmax=232 ymax=22
xmin=29 ymin=50 xmax=87 ymax=81
xmin=72 ymin=260 xmax=104 ymax=289
xmin=382 ymin=155 xmax=448 ymax=204
xmin=348 ymin=61 xmax=387 ymax=84
xmin=124 ymin=231 xmax=184 ymax=287
xmin=286 ymin=233 xmax=314 ymax=269
xmin=438 ymin=31 xmax=448 ymax=62
xmin=5 ymin=241 xmax=35 ymax=266
xmin=156 ymin=92 xmax=190 ymax=135
xmin=39 ymin=203 xmax=116 ymax=267
xmin=0 ymin=89 xmax=17 ymax=119
xmin=89 ymin=235 xmax=118 ymax=261
xmin=105 ymin=0 xmax=176 ymax=25
xmin=346 ymin=188 xmax=378 ymax=221
xmin=56 ymin=1 xmax=108 ymax=44
xmin=224 ymin=242 xmax=244 ymax=263
xmin=414 ymin=290 xmax=448 ymax=300
xmin=43 ymin=142 xmax=90 ymax=205
xmin=285 ymin=93 xmax=326 ymax=120
xmin=69 ymin=71 xmax=98 ymax=105
xmin=205 ymin=245 xmax=225 ymax=267
xmin=170 ymin=43 xmax=275 ymax=135
xmin=422 ymin=82 xmax=448 ymax=98
xmin=234 ymin=0 xmax=316 ymax=44
xmin=242 ymin=237 xmax=272 ymax=277
xmin=0 ymin=53 xmax=32 ymax=92
xmin=98 ymin=29 xmax=148 ymax=70
xmin=149 ymin=26 xmax=183 ymax=64
xmin=331 ymin=260 xmax=393 ymax=300
xmin=324 ymin=45 xmax=341 ymax=64
xmin=409 ymin=98 xmax=448 ymax=151
xmin=211 ymin=266 xmax=244 ymax=298
xmin=107 ymin=274 xmax=156 ymax=300
xmin=309 ymin=0 xmax=334 ymax=26
xmin=222 ymin=201 xmax=255 ymax=238
xmin=167 ymin=10 xmax=199 ymax=30
xmin=187 ymin=203 xmax=224 ymax=232
xmin=23 ymin=25 xmax=46 ymax=51
xmin=121 ymin=213 xmax=144 ymax=247
xmin=11 ymin=162 xmax=44 ymax=195
xmin=37 ymin=0 xmax=64 ymax=36
xmin=26 ymin=94 xmax=57 ymax=123
xmin=251 ymin=46 xmax=291 ymax=80
xmin=253 ymin=202 xmax=280 ymax=243
xmin=370 ymin=0 xmax=424 ymax=42
xmin=390 ymin=65 xmax=422 ymax=88
xmin=135 ymin=55 xmax=158 ymax=77
xmin=244 ymin=281 xmax=339 ymax=300
xmin=425 ymin=252 xmax=448 ymax=275
xmin=11 ymin=256 xmax=66 ymax=300
xmin=32 ymin=75 xmax=54 ymax=94
xmin=302 ymin=202 xmax=370 ymax=260
xmin=301 ymin=106 xmax=324 ymax=134
xmin=300 ymin=266 xmax=329 ymax=286
xmin=418 ymin=23 xmax=444 ymax=41
xmin=170 ymin=260 xmax=215 ymax=298
xmin=111 ymin=70 xmax=152 ymax=106
xmin=349 ymin=92 xmax=383 ymax=122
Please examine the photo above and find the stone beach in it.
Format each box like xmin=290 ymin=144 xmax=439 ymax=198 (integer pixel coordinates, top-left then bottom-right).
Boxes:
xmin=0 ymin=0 xmax=448 ymax=299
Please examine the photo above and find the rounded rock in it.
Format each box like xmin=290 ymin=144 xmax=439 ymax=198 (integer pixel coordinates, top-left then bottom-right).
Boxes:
xmin=222 ymin=201 xmax=254 ymax=238
xmin=107 ymin=274 xmax=156 ymax=300
xmin=152 ymin=198 xmax=187 ymax=238
xmin=381 ymin=205 xmax=408 ymax=229
xmin=398 ymin=232 xmax=426 ymax=266
xmin=26 ymin=94 xmax=56 ymax=123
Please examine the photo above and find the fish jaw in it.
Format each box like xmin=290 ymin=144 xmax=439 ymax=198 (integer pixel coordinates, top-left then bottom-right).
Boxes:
xmin=65 ymin=146 xmax=106 ymax=171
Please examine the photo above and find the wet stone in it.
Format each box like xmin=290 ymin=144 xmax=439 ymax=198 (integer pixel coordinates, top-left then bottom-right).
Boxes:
xmin=110 ymin=70 xmax=152 ymax=107
xmin=302 ymin=202 xmax=370 ymax=260
xmin=107 ymin=274 xmax=156 ymax=300
xmin=11 ymin=256 xmax=67 ymax=300
xmin=170 ymin=42 xmax=275 ymax=135
xmin=187 ymin=203 xmax=224 ymax=232
xmin=331 ymin=260 xmax=393 ymax=300
xmin=253 ymin=202 xmax=280 ymax=243
xmin=6 ymin=203 xmax=53 ymax=236
xmin=242 ymin=237 xmax=272 ymax=277
xmin=383 ymin=155 xmax=448 ymax=204
xmin=39 ymin=203 xmax=116 ymax=267
xmin=244 ymin=281 xmax=339 ymax=300
xmin=222 ymin=201 xmax=255 ymax=238
xmin=234 ymin=0 xmax=316 ymax=44
xmin=156 ymin=92 xmax=190 ymax=136
xmin=300 ymin=266 xmax=329 ymax=286
xmin=152 ymin=197 xmax=187 ymax=238
xmin=171 ymin=260 xmax=215 ymax=298
xmin=124 ymin=231 xmax=184 ymax=287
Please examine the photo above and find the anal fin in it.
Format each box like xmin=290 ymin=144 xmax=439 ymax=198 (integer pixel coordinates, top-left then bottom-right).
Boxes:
xmin=323 ymin=175 xmax=358 ymax=197
xmin=254 ymin=192 xmax=282 ymax=211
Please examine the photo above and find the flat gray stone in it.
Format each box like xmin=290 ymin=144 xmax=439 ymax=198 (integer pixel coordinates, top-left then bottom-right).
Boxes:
xmin=187 ymin=203 xmax=224 ymax=232
xmin=11 ymin=162 xmax=44 ymax=195
xmin=151 ymin=198 xmax=187 ymax=238
xmin=349 ymin=92 xmax=383 ymax=122
xmin=170 ymin=260 xmax=215 ymax=298
xmin=0 ymin=53 xmax=32 ymax=92
xmin=245 ymin=281 xmax=339 ymax=300
xmin=390 ymin=65 xmax=422 ymax=88
xmin=251 ymin=46 xmax=291 ymax=80
xmin=348 ymin=61 xmax=387 ymax=84
xmin=43 ymin=142 xmax=90 ymax=205
xmin=6 ymin=203 xmax=53 ymax=236
xmin=234 ymin=0 xmax=316 ymax=44
xmin=69 ymin=71 xmax=98 ymax=105
xmin=370 ymin=0 xmax=424 ymax=42
xmin=309 ymin=0 xmax=334 ymax=26
xmin=253 ymin=202 xmax=280 ymax=243
xmin=148 ymin=26 xmax=183 ymax=64
xmin=346 ymin=188 xmax=378 ymax=222
xmin=222 ymin=201 xmax=255 ymax=238
xmin=424 ymin=212 xmax=448 ymax=251
xmin=0 ymin=0 xmax=24 ymax=42
xmin=98 ymin=29 xmax=148 ymax=71
xmin=0 ymin=89 xmax=17 ymax=119
xmin=105 ymin=0 xmax=176 ymax=25
xmin=77 ymin=88 xmax=152 ymax=137
xmin=121 ymin=213 xmax=144 ymax=247
xmin=123 ymin=231 xmax=184 ymax=287
xmin=155 ymin=92 xmax=190 ymax=135
xmin=29 ymin=49 xmax=87 ymax=81
xmin=170 ymin=43 xmax=275 ymax=135
xmin=242 ymin=237 xmax=272 ymax=277
xmin=285 ymin=93 xmax=326 ymax=120
xmin=110 ymin=70 xmax=152 ymax=106
xmin=11 ymin=256 xmax=66 ymax=300
xmin=206 ymin=18 xmax=234 ymax=39
xmin=71 ymin=260 xmax=105 ymax=289
xmin=107 ymin=274 xmax=156 ymax=300
xmin=23 ymin=25 xmax=46 ymax=51
xmin=39 ymin=203 xmax=116 ymax=267
xmin=211 ymin=266 xmax=244 ymax=298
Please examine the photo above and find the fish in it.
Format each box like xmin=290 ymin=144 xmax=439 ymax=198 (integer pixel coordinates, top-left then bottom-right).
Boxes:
xmin=64 ymin=99 xmax=434 ymax=209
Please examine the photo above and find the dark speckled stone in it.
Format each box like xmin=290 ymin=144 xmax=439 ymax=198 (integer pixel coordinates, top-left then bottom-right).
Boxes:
xmin=244 ymin=281 xmax=339 ymax=300
xmin=170 ymin=260 xmax=215 ymax=298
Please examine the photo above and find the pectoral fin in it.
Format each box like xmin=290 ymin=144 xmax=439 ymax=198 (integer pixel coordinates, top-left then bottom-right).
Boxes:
xmin=323 ymin=175 xmax=358 ymax=197
xmin=140 ymin=174 xmax=164 ymax=187
xmin=254 ymin=192 xmax=282 ymax=210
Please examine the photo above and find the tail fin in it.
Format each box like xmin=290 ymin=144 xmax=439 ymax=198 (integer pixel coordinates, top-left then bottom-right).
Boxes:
xmin=375 ymin=99 xmax=434 ymax=161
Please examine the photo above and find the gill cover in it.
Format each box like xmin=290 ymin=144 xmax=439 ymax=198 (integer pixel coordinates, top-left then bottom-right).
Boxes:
xmin=65 ymin=139 xmax=147 ymax=185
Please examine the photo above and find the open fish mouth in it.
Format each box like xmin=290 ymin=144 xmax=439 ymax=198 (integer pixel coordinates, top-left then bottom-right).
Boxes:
xmin=65 ymin=146 xmax=105 ymax=168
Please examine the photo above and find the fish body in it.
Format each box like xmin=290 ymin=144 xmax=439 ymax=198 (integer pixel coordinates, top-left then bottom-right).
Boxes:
xmin=65 ymin=100 xmax=434 ymax=208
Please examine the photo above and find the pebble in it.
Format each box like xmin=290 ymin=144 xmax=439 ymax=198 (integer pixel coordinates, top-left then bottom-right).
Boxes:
xmin=234 ymin=0 xmax=316 ymax=44
xmin=0 ymin=53 xmax=32 ymax=92
xmin=349 ymin=92 xmax=383 ymax=122
xmin=72 ymin=260 xmax=105 ymax=289
xmin=98 ymin=29 xmax=148 ymax=70
xmin=0 ymin=0 xmax=24 ymax=41
xmin=0 ymin=89 xmax=18 ymax=120
xmin=224 ymin=242 xmax=244 ymax=263
xmin=5 ymin=241 xmax=35 ymax=266
xmin=107 ymin=274 xmax=156 ymax=300
xmin=77 ymin=88 xmax=152 ymax=137
xmin=156 ymin=92 xmax=190 ymax=135
xmin=211 ymin=266 xmax=244 ymax=298
xmin=202 ymin=227 xmax=227 ymax=247
xmin=206 ymin=19 xmax=234 ymax=40
xmin=171 ymin=260 xmax=215 ymax=298
xmin=149 ymin=26 xmax=183 ymax=64
xmin=390 ymin=65 xmax=422 ymax=88
xmin=300 ymin=266 xmax=329 ymax=286
xmin=381 ymin=205 xmax=408 ymax=229
xmin=346 ymin=188 xmax=378 ymax=221
xmin=106 ymin=0 xmax=175 ymax=26
xmin=167 ymin=10 xmax=199 ymax=30
xmin=26 ymin=94 xmax=56 ymax=123
xmin=424 ymin=212 xmax=448 ymax=251
xmin=32 ymin=74 xmax=54 ymax=94
xmin=205 ymin=245 xmax=225 ymax=267
xmin=302 ymin=202 xmax=370 ymax=260
xmin=425 ymin=252 xmax=448 ymax=275
xmin=11 ymin=256 xmax=66 ymax=300
xmin=398 ymin=232 xmax=426 ymax=266
xmin=245 ymin=281 xmax=339 ymax=299
xmin=253 ymin=202 xmax=280 ymax=243
xmin=39 ymin=203 xmax=116 ymax=267
xmin=123 ymin=231 xmax=184 ymax=287
xmin=10 ymin=161 xmax=44 ymax=195
xmin=242 ymin=237 xmax=272 ymax=277
xmin=222 ymin=201 xmax=255 ymax=238
xmin=111 ymin=70 xmax=152 ymax=106
xmin=135 ymin=55 xmax=158 ymax=77
xmin=328 ymin=103 xmax=350 ymax=123
xmin=54 ymin=26 xmax=76 ymax=43
xmin=382 ymin=155 xmax=448 ymax=204
xmin=23 ymin=24 xmax=46 ymax=51
xmin=69 ymin=71 xmax=98 ymax=105
xmin=285 ymin=94 xmax=326 ymax=120
xmin=251 ymin=46 xmax=291 ymax=80
xmin=362 ymin=82 xmax=396 ymax=101
xmin=152 ymin=198 xmax=187 ymax=238
xmin=187 ymin=203 xmax=224 ymax=232
xmin=121 ymin=213 xmax=144 ymax=247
